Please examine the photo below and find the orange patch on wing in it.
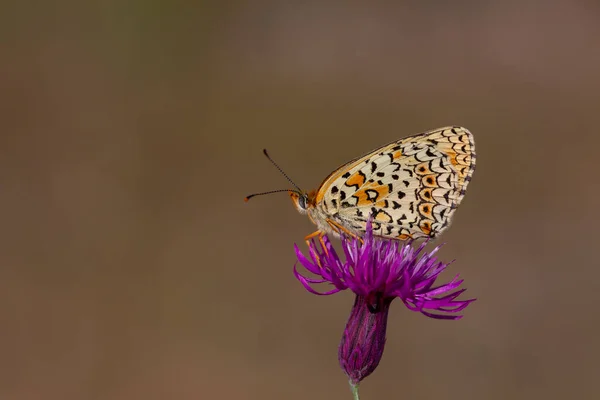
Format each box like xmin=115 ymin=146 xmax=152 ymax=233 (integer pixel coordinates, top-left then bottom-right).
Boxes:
xmin=375 ymin=211 xmax=393 ymax=223
xmin=350 ymin=189 xmax=370 ymax=206
xmin=392 ymin=150 xmax=403 ymax=159
xmin=397 ymin=233 xmax=411 ymax=240
xmin=346 ymin=172 xmax=366 ymax=188
xmin=352 ymin=183 xmax=391 ymax=206
xmin=415 ymin=162 xmax=431 ymax=175
xmin=419 ymin=188 xmax=432 ymax=201
xmin=445 ymin=150 xmax=459 ymax=167
xmin=366 ymin=182 xmax=391 ymax=193
xmin=422 ymin=175 xmax=437 ymax=187
xmin=420 ymin=220 xmax=432 ymax=235
xmin=353 ymin=183 xmax=390 ymax=207
xmin=419 ymin=203 xmax=434 ymax=218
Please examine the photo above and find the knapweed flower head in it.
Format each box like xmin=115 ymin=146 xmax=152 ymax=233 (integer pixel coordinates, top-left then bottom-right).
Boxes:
xmin=293 ymin=219 xmax=474 ymax=389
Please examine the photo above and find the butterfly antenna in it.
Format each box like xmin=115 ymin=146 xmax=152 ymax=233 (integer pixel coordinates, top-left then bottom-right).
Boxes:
xmin=261 ymin=149 xmax=304 ymax=193
xmin=244 ymin=189 xmax=295 ymax=202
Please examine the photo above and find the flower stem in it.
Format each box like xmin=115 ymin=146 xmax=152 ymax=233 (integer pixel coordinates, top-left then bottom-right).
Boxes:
xmin=349 ymin=381 xmax=360 ymax=400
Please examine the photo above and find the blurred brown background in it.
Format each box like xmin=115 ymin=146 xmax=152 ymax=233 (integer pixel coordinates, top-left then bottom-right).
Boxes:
xmin=1 ymin=1 xmax=599 ymax=399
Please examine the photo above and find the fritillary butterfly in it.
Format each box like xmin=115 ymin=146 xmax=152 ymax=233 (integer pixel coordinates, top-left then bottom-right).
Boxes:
xmin=246 ymin=126 xmax=475 ymax=241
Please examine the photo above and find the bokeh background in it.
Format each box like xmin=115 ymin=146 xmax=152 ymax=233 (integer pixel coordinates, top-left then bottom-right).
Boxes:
xmin=1 ymin=1 xmax=600 ymax=399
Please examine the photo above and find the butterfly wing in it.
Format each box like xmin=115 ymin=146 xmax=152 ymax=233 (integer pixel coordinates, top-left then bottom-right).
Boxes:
xmin=314 ymin=126 xmax=475 ymax=240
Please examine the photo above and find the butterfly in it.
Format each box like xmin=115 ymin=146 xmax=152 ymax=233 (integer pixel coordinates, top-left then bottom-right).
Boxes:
xmin=246 ymin=126 xmax=475 ymax=242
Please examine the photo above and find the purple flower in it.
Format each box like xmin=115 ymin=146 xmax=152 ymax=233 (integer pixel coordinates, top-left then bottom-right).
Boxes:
xmin=293 ymin=220 xmax=475 ymax=388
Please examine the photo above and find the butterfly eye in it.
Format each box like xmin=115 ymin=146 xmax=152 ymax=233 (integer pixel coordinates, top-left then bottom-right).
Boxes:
xmin=298 ymin=194 xmax=307 ymax=210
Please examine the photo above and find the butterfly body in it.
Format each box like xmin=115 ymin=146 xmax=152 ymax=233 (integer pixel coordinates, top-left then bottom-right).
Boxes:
xmin=289 ymin=126 xmax=475 ymax=241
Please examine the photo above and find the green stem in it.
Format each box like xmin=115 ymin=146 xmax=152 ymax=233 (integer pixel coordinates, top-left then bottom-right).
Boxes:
xmin=349 ymin=381 xmax=360 ymax=400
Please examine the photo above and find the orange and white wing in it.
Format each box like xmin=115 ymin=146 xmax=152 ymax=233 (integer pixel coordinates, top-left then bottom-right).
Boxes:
xmin=315 ymin=126 xmax=475 ymax=240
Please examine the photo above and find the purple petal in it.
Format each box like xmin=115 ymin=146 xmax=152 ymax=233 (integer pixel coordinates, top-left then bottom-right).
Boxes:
xmin=294 ymin=244 xmax=322 ymax=275
xmin=425 ymin=277 xmax=464 ymax=296
xmin=420 ymin=310 xmax=463 ymax=320
xmin=293 ymin=265 xmax=341 ymax=295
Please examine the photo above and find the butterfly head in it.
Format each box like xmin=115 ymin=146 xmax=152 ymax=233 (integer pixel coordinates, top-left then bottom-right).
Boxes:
xmin=289 ymin=190 xmax=316 ymax=214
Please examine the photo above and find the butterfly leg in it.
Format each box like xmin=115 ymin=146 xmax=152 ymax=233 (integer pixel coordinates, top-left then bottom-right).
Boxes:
xmin=304 ymin=229 xmax=324 ymax=248
xmin=303 ymin=230 xmax=331 ymax=256
xmin=326 ymin=219 xmax=364 ymax=244
xmin=304 ymin=230 xmax=322 ymax=241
